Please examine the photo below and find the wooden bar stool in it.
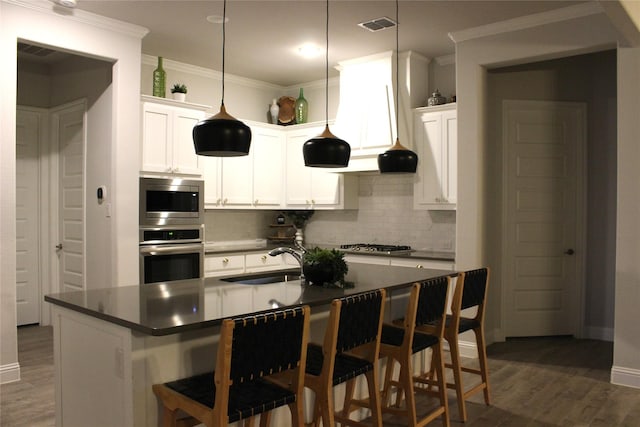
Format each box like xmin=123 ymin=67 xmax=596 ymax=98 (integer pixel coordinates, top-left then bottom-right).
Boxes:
xmin=373 ymin=277 xmax=451 ymax=427
xmin=152 ymin=306 xmax=310 ymax=427
xmin=421 ymin=268 xmax=491 ymax=422
xmin=304 ymin=289 xmax=386 ymax=427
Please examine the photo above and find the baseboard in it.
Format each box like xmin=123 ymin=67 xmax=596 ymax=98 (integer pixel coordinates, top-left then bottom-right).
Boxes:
xmin=583 ymin=326 xmax=614 ymax=342
xmin=0 ymin=362 xmax=21 ymax=384
xmin=443 ymin=339 xmax=478 ymax=359
xmin=611 ymin=365 xmax=640 ymax=389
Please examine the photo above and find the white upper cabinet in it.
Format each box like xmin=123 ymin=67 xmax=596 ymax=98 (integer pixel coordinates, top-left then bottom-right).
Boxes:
xmin=206 ymin=122 xmax=284 ymax=209
xmin=285 ymin=125 xmax=357 ymax=210
xmin=414 ymin=104 xmax=457 ymax=210
xmin=140 ymin=96 xmax=208 ymax=177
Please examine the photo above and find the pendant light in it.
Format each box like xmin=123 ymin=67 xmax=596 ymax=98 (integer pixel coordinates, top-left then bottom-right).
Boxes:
xmin=303 ymin=0 xmax=350 ymax=168
xmin=193 ymin=0 xmax=251 ymax=157
xmin=377 ymin=0 xmax=418 ymax=173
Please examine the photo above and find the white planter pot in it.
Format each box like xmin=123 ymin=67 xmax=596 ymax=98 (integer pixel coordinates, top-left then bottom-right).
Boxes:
xmin=172 ymin=92 xmax=186 ymax=102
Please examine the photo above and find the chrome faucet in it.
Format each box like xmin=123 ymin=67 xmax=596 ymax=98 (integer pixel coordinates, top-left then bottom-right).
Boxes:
xmin=268 ymin=241 xmax=307 ymax=284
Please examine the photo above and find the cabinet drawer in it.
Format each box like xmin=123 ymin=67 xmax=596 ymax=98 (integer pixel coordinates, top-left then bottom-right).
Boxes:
xmin=245 ymin=252 xmax=282 ymax=271
xmin=205 ymin=254 xmax=245 ymax=277
xmin=389 ymin=258 xmax=454 ymax=271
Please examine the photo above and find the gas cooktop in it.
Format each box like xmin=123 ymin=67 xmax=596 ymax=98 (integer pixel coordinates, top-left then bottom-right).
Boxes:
xmin=339 ymin=243 xmax=414 ymax=255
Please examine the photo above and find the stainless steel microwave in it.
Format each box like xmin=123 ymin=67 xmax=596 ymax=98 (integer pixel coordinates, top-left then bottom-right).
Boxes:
xmin=139 ymin=177 xmax=204 ymax=226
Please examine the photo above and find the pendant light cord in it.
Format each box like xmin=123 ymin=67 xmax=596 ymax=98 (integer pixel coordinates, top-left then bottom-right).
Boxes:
xmin=221 ymin=0 xmax=227 ymax=107
xmin=325 ymin=0 xmax=329 ymax=125
xmin=395 ymin=0 xmax=399 ymax=134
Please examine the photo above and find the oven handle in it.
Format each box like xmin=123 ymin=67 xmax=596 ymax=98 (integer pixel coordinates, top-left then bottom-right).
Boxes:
xmin=139 ymin=243 xmax=204 ymax=255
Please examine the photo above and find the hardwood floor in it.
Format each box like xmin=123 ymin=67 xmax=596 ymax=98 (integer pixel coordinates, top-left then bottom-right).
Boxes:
xmin=1 ymin=326 xmax=639 ymax=426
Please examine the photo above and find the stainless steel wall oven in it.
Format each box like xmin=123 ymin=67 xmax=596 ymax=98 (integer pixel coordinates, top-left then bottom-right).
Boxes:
xmin=139 ymin=225 xmax=205 ymax=284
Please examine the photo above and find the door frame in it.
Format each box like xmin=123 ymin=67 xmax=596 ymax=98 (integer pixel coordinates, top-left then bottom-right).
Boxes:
xmin=500 ymin=99 xmax=587 ymax=340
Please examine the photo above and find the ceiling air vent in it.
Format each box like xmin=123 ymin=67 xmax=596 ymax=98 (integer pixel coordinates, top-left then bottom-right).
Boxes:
xmin=358 ymin=17 xmax=397 ymax=32
xmin=17 ymin=42 xmax=57 ymax=57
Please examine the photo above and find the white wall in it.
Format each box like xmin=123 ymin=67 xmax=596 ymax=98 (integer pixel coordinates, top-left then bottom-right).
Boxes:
xmin=140 ymin=54 xmax=340 ymax=124
xmin=453 ymin=1 xmax=640 ymax=388
xmin=0 ymin=0 xmax=146 ymax=384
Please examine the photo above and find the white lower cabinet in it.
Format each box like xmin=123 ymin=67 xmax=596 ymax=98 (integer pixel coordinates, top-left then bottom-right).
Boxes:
xmin=414 ymin=104 xmax=457 ymax=210
xmin=205 ymin=251 xmax=294 ymax=278
xmin=204 ymin=254 xmax=245 ymax=277
xmin=345 ymin=254 xmax=454 ymax=271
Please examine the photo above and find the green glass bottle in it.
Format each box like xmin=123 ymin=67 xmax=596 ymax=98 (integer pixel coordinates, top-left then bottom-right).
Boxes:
xmin=294 ymin=88 xmax=308 ymax=124
xmin=152 ymin=56 xmax=166 ymax=98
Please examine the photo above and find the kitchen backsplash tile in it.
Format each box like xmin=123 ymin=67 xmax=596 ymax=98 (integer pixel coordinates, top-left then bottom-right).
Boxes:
xmin=306 ymin=174 xmax=455 ymax=251
xmin=204 ymin=174 xmax=456 ymax=252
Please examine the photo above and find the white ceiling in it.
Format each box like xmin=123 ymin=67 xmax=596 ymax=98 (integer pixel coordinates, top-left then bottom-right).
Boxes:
xmin=70 ymin=0 xmax=584 ymax=86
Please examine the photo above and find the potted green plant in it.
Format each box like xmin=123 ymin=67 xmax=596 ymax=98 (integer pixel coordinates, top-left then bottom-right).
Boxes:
xmin=170 ymin=83 xmax=187 ymax=101
xmin=303 ymin=247 xmax=350 ymax=288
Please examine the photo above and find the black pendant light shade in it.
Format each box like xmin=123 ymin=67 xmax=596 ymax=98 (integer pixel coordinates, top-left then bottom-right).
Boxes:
xmin=193 ymin=0 xmax=251 ymax=157
xmin=193 ymin=105 xmax=251 ymax=156
xmin=303 ymin=125 xmax=350 ymax=167
xmin=303 ymin=0 xmax=350 ymax=168
xmin=378 ymin=138 xmax=418 ymax=173
xmin=378 ymin=0 xmax=418 ymax=174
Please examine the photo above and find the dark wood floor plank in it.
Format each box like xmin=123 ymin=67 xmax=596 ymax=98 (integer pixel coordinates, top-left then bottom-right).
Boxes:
xmin=2 ymin=326 xmax=639 ymax=426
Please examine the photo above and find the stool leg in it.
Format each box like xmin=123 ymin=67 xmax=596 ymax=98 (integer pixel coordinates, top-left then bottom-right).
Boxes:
xmin=447 ymin=334 xmax=466 ymax=422
xmin=399 ymin=356 xmax=417 ymax=426
xmin=364 ymin=369 xmax=382 ymax=427
xmin=161 ymin=405 xmax=178 ymax=427
xmin=433 ymin=344 xmax=450 ymax=427
xmin=381 ymin=356 xmax=395 ymax=408
xmin=474 ymin=327 xmax=491 ymax=405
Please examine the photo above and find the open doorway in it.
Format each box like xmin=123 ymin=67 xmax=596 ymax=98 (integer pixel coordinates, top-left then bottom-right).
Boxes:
xmin=486 ymin=50 xmax=617 ymax=341
xmin=16 ymin=41 xmax=114 ymax=326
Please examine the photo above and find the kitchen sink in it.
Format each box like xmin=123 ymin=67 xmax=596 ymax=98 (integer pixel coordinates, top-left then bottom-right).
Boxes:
xmin=220 ymin=272 xmax=301 ymax=285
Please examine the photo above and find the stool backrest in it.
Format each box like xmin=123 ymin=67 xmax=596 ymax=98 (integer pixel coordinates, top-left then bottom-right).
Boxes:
xmin=224 ymin=306 xmax=310 ymax=383
xmin=335 ymin=289 xmax=386 ymax=353
xmin=460 ymin=268 xmax=489 ymax=311
xmin=415 ymin=276 xmax=450 ymax=327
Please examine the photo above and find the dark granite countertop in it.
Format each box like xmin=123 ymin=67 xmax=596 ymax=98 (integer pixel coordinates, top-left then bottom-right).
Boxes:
xmin=44 ymin=264 xmax=456 ymax=337
xmin=205 ymin=242 xmax=455 ymax=262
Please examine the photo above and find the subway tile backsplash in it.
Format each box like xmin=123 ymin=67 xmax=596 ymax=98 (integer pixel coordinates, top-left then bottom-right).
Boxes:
xmin=204 ymin=174 xmax=456 ymax=252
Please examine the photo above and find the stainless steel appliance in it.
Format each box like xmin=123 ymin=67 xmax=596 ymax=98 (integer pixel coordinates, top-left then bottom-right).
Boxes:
xmin=339 ymin=243 xmax=414 ymax=255
xmin=139 ymin=177 xmax=204 ymax=226
xmin=139 ymin=225 xmax=205 ymax=284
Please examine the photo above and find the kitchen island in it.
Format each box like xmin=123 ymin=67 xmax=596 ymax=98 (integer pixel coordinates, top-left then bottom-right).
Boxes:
xmin=45 ymin=264 xmax=456 ymax=427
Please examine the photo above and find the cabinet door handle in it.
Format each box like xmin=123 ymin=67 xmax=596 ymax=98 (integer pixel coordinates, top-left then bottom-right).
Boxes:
xmin=311 ymin=199 xmax=316 ymax=205
xmin=254 ymin=199 xmax=259 ymax=205
xmin=261 ymin=255 xmax=267 ymax=261
xmin=222 ymin=258 xmax=229 ymax=264
xmin=216 ymin=198 xmax=221 ymax=205
xmin=223 ymin=198 xmax=228 ymax=205
xmin=416 ymin=264 xmax=424 ymax=269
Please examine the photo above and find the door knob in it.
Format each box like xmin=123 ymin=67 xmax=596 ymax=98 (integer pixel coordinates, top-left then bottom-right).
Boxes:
xmin=564 ymin=249 xmax=575 ymax=255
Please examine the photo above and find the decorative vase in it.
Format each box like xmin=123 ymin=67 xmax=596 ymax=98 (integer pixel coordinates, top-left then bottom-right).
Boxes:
xmin=269 ymin=99 xmax=280 ymax=125
xmin=172 ymin=92 xmax=186 ymax=102
xmin=295 ymin=228 xmax=304 ymax=246
xmin=152 ymin=56 xmax=166 ymax=98
xmin=294 ymin=88 xmax=308 ymax=124
xmin=427 ymin=89 xmax=447 ymax=106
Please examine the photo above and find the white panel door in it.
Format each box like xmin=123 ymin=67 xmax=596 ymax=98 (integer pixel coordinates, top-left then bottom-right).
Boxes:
xmin=141 ymin=104 xmax=172 ymax=174
xmin=56 ymin=103 xmax=86 ymax=293
xmin=503 ymin=100 xmax=584 ymax=337
xmin=285 ymin=127 xmax=314 ymax=207
xmin=16 ymin=108 xmax=43 ymax=325
xmin=220 ymin=151 xmax=253 ymax=207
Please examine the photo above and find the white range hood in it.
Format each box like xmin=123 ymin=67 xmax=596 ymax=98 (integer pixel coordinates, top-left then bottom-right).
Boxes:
xmin=332 ymin=51 xmax=430 ymax=173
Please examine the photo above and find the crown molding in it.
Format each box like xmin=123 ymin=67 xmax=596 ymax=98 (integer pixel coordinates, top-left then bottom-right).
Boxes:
xmin=3 ymin=0 xmax=149 ymax=39
xmin=448 ymin=1 xmax=604 ymax=44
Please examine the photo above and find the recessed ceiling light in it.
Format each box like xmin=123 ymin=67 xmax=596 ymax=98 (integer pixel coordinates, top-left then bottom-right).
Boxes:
xmin=297 ymin=43 xmax=323 ymax=59
xmin=206 ymin=15 xmax=229 ymax=24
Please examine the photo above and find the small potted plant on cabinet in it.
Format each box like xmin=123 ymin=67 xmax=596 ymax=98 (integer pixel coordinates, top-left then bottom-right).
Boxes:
xmin=170 ymin=83 xmax=187 ymax=101
xmin=303 ymin=247 xmax=350 ymax=288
